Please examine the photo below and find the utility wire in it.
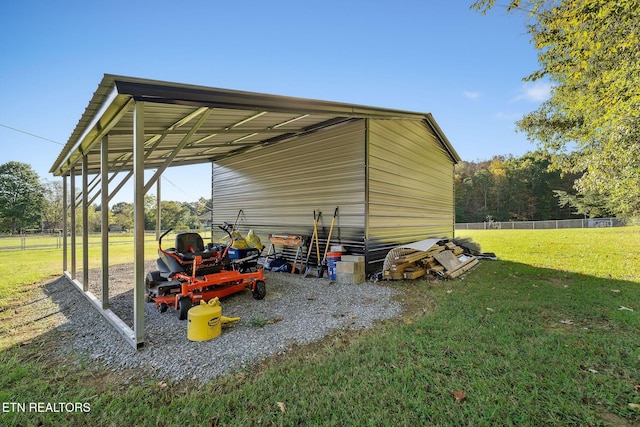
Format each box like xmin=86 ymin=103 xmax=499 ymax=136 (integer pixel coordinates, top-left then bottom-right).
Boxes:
xmin=0 ymin=123 xmax=210 ymax=203
xmin=161 ymin=174 xmax=213 ymax=209
xmin=0 ymin=123 xmax=64 ymax=146
xmin=161 ymin=174 xmax=199 ymax=202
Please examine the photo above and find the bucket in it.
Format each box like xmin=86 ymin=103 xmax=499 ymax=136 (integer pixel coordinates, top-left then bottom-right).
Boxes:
xmin=187 ymin=298 xmax=222 ymax=341
xmin=327 ymin=252 xmax=342 ymax=280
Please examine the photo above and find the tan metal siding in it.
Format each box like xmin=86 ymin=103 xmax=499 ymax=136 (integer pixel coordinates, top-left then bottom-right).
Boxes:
xmin=212 ymin=118 xmax=455 ymax=273
xmin=212 ymin=120 xmax=367 ymax=257
xmin=367 ymin=119 xmax=455 ymax=265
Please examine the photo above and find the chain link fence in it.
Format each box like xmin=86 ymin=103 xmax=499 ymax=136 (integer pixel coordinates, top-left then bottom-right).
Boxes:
xmin=0 ymin=219 xmax=627 ymax=250
xmin=0 ymin=231 xmax=160 ymax=251
xmin=456 ymin=218 xmax=625 ymax=230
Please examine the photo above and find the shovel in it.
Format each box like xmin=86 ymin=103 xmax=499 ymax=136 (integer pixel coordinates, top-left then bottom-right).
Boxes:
xmin=303 ymin=210 xmax=322 ymax=278
xmin=319 ymin=206 xmax=338 ymax=278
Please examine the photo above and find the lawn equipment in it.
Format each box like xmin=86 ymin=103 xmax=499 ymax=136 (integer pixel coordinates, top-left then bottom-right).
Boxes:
xmin=145 ymin=224 xmax=266 ymax=320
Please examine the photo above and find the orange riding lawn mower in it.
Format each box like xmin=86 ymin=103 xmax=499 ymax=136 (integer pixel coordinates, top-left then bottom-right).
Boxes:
xmin=145 ymin=224 xmax=266 ymax=320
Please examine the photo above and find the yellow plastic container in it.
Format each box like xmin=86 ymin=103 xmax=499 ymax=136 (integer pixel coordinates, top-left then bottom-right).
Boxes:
xmin=187 ymin=298 xmax=222 ymax=342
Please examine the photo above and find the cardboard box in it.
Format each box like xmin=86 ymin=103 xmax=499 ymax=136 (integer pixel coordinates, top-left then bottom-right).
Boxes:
xmin=336 ymin=260 xmax=365 ymax=275
xmin=336 ymin=272 xmax=366 ymax=285
xmin=340 ymin=255 xmax=365 ymax=263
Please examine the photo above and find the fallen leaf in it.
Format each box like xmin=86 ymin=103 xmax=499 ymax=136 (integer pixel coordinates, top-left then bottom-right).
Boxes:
xmin=587 ymin=368 xmax=598 ymax=374
xmin=618 ymin=306 xmax=634 ymax=311
xmin=277 ymin=402 xmax=286 ymax=414
xmin=560 ymin=319 xmax=574 ymax=325
xmin=486 ymin=307 xmax=495 ymax=312
xmin=157 ymin=381 xmax=168 ymax=390
xmin=628 ymin=403 xmax=640 ymax=410
xmin=452 ymin=390 xmax=466 ymax=403
xmin=611 ymin=289 xmax=620 ymax=293
xmin=634 ymin=384 xmax=640 ymax=392
xmin=446 ymin=290 xmax=453 ymax=294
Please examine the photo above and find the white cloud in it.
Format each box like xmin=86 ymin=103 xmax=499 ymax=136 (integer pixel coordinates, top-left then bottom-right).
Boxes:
xmin=462 ymin=90 xmax=481 ymax=100
xmin=511 ymin=81 xmax=552 ymax=103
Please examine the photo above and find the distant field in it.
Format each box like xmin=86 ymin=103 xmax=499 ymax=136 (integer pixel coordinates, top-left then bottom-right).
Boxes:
xmin=456 ymin=226 xmax=640 ymax=282
xmin=0 ymin=233 xmax=163 ymax=308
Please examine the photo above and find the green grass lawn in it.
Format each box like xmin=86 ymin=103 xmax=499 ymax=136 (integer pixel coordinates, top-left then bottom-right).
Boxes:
xmin=0 ymin=234 xmax=161 ymax=313
xmin=456 ymin=227 xmax=640 ymax=281
xmin=0 ymin=227 xmax=638 ymax=426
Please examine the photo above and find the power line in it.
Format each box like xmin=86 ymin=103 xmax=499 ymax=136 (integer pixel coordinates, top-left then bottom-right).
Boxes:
xmin=0 ymin=123 xmax=64 ymax=146
xmin=0 ymin=124 xmax=209 ymax=201
xmin=161 ymin=174 xmax=200 ymax=201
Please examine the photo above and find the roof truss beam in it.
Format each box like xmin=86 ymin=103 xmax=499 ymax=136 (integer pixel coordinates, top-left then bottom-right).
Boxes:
xmin=143 ymin=107 xmax=212 ymax=194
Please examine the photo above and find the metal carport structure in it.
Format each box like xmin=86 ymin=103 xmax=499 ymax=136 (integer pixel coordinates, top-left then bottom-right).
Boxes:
xmin=50 ymin=74 xmax=459 ymax=349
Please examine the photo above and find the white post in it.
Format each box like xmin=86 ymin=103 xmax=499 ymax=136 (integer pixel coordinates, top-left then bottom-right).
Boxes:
xmin=82 ymin=155 xmax=89 ymax=291
xmin=70 ymin=168 xmax=76 ymax=279
xmin=133 ymin=101 xmax=146 ymax=349
xmin=62 ymin=175 xmax=68 ymax=272
xmin=101 ymin=135 xmax=110 ymax=309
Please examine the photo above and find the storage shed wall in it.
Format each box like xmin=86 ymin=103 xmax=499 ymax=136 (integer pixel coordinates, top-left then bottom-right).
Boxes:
xmin=366 ymin=119 xmax=455 ymax=268
xmin=212 ymin=120 xmax=367 ymax=256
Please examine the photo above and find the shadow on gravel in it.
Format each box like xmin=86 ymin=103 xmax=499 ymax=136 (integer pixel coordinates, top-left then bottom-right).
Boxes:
xmin=23 ymin=267 xmax=402 ymax=381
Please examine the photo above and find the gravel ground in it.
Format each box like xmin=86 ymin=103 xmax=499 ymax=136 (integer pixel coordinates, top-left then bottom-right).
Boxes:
xmin=42 ymin=263 xmax=401 ymax=382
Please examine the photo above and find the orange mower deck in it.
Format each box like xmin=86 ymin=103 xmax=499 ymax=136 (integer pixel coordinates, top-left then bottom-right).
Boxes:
xmin=152 ymin=269 xmax=264 ymax=306
xmin=146 ymin=227 xmax=267 ymax=319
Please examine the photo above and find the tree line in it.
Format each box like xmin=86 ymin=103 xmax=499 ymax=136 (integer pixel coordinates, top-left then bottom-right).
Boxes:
xmin=1 ymin=155 xmax=621 ymax=235
xmin=454 ymin=150 xmax=616 ymax=223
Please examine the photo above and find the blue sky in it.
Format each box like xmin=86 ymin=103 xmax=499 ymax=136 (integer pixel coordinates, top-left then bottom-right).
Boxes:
xmin=0 ymin=0 xmax=549 ymax=203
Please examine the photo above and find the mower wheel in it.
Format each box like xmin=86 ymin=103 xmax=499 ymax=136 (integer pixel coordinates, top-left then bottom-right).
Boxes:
xmin=252 ymin=280 xmax=266 ymax=300
xmin=159 ymin=303 xmax=168 ymax=313
xmin=177 ymin=296 xmax=191 ymax=320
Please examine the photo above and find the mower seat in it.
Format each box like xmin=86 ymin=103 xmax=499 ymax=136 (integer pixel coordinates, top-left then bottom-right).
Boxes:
xmin=175 ymin=232 xmax=215 ymax=261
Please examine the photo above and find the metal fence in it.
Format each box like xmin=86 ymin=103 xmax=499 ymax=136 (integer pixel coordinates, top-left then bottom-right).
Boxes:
xmin=0 ymin=227 xmax=225 ymax=252
xmin=0 ymin=231 xmax=158 ymax=251
xmin=455 ymin=217 xmax=625 ymax=230
xmin=0 ymin=219 xmax=628 ymax=250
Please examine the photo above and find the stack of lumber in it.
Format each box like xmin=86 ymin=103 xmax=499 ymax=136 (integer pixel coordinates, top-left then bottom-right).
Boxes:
xmin=384 ymin=241 xmax=478 ymax=280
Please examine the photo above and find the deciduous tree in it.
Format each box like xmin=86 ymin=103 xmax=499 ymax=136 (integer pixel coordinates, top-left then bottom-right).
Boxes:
xmin=41 ymin=180 xmax=64 ymax=231
xmin=0 ymin=162 xmax=45 ymax=233
xmin=111 ymin=201 xmax=134 ymax=231
xmin=454 ymin=151 xmax=578 ymax=222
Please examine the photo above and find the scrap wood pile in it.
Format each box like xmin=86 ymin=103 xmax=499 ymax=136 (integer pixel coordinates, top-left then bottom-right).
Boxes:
xmin=384 ymin=240 xmax=481 ymax=280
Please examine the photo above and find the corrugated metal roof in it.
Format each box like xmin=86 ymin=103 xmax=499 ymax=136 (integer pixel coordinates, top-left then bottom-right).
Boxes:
xmin=50 ymin=74 xmax=460 ymax=176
